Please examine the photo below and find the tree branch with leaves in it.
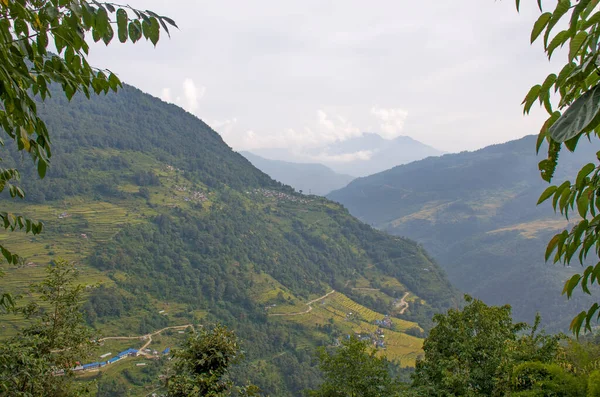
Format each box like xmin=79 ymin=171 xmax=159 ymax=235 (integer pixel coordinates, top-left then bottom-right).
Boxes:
xmin=0 ymin=0 xmax=176 ymax=310
xmin=519 ymin=0 xmax=600 ymax=335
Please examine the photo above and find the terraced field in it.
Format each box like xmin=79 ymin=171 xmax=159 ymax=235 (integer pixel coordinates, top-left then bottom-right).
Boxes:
xmin=271 ymin=291 xmax=424 ymax=366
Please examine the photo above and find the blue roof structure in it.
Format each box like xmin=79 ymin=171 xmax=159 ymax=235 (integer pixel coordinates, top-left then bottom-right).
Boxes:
xmin=162 ymin=347 xmax=170 ymax=355
xmin=76 ymin=347 xmax=137 ymax=370
xmin=116 ymin=348 xmax=138 ymax=357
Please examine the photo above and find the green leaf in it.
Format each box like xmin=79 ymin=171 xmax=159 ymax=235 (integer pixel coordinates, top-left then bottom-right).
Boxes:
xmin=541 ymin=73 xmax=557 ymax=95
xmin=545 ymin=0 xmax=572 ymax=48
xmin=149 ymin=17 xmax=160 ymax=46
xmin=37 ymin=160 xmax=47 ymax=179
xmin=116 ymin=9 xmax=128 ymax=43
xmin=582 ymin=0 xmax=600 ymax=19
xmin=102 ymin=24 xmax=114 ymax=45
xmin=564 ymin=133 xmax=582 ymax=151
xmin=569 ymin=31 xmax=588 ymax=61
xmin=554 ymin=181 xmax=571 ymax=201
xmin=538 ymin=186 xmax=557 ymax=205
xmin=141 ymin=18 xmax=160 ymax=45
xmin=555 ymin=63 xmax=576 ymax=91
xmin=531 ymin=13 xmax=552 ymax=43
xmin=547 ymin=30 xmax=571 ymax=59
xmin=563 ymin=274 xmax=582 ymax=298
xmin=548 ymin=84 xmax=600 ymax=142
xmin=583 ymin=11 xmax=600 ymax=29
xmin=585 ymin=303 xmax=599 ymax=332
xmin=570 ymin=311 xmax=586 ymax=336
xmin=546 ymin=233 xmax=562 ymax=261
xmin=108 ymin=73 xmax=121 ymax=92
xmin=128 ymin=20 xmax=142 ymax=43
xmin=523 ymin=85 xmax=542 ymax=114
xmin=537 ymin=112 xmax=561 ymax=153
xmin=581 ymin=266 xmax=594 ymax=294
xmin=577 ymin=193 xmax=590 ymax=218
xmin=161 ymin=16 xmax=178 ymax=28
xmin=95 ymin=7 xmax=109 ymax=37
xmin=576 ymin=163 xmax=596 ymax=187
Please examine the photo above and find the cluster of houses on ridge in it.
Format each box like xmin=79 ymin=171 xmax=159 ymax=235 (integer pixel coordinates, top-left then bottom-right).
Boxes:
xmin=373 ymin=315 xmax=393 ymax=329
xmin=346 ymin=327 xmax=387 ymax=349
xmin=173 ymin=185 xmax=208 ymax=203
xmin=248 ymin=189 xmax=312 ymax=204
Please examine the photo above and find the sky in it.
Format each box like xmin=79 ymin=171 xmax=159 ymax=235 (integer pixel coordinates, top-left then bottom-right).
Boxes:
xmin=87 ymin=0 xmax=561 ymax=154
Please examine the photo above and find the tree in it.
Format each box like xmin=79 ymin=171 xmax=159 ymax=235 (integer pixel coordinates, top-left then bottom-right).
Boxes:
xmin=0 ymin=0 xmax=176 ymax=310
xmin=307 ymin=336 xmax=401 ymax=397
xmin=510 ymin=361 xmax=587 ymax=396
xmin=412 ymin=296 xmax=561 ymax=396
xmin=518 ymin=0 xmax=600 ymax=335
xmin=166 ymin=324 xmax=259 ymax=397
xmin=0 ymin=259 xmax=94 ymax=396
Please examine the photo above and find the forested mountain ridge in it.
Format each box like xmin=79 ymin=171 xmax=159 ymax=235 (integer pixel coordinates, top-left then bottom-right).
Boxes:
xmin=328 ymin=135 xmax=599 ymax=331
xmin=240 ymin=151 xmax=355 ymax=195
xmin=0 ymin=85 xmax=457 ymax=396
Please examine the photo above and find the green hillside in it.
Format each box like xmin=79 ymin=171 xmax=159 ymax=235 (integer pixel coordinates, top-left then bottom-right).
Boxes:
xmin=328 ymin=135 xmax=599 ymax=331
xmin=0 ymin=86 xmax=457 ymax=396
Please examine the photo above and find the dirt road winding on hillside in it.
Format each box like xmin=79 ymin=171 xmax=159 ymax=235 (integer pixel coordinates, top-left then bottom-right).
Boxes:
xmin=396 ymin=292 xmax=410 ymax=315
xmin=99 ymin=324 xmax=193 ymax=356
xmin=269 ymin=290 xmax=336 ymax=317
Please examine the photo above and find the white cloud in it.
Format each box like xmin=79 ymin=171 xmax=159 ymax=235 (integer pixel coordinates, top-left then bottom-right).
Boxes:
xmin=160 ymin=88 xmax=172 ymax=103
xmin=317 ymin=110 xmax=361 ymax=142
xmin=216 ymin=110 xmax=365 ymax=150
xmin=317 ymin=110 xmax=336 ymax=131
xmin=211 ymin=118 xmax=238 ymax=135
xmin=370 ymin=107 xmax=408 ymax=139
xmin=308 ymin=150 xmax=373 ymax=163
xmin=157 ymin=80 xmax=206 ymax=114
xmin=182 ymin=78 xmax=205 ymax=113
xmin=88 ymin=0 xmax=558 ymax=153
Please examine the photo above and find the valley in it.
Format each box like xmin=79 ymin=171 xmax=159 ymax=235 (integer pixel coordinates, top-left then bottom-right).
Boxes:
xmin=329 ymin=136 xmax=600 ymax=331
xmin=4 ymin=2 xmax=600 ymax=394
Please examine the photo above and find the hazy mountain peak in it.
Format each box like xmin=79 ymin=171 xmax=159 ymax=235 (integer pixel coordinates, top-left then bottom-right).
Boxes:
xmin=248 ymin=132 xmax=444 ymax=177
xmin=240 ymin=151 xmax=355 ymax=195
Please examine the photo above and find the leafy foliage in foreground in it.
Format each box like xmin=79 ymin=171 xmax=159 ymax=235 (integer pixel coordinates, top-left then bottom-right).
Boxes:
xmin=0 ymin=0 xmax=175 ymax=309
xmin=412 ymin=296 xmax=563 ymax=395
xmin=311 ymin=297 xmax=600 ymax=396
xmin=307 ymin=337 xmax=402 ymax=397
xmin=519 ymin=0 xmax=600 ymax=334
xmin=0 ymin=260 xmax=93 ymax=396
xmin=167 ymin=325 xmax=259 ymax=397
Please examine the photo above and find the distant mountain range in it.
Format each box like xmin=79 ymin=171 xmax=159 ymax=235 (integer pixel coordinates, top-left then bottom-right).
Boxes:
xmin=240 ymin=152 xmax=354 ymax=196
xmin=329 ymin=135 xmax=599 ymax=331
xmin=250 ymin=133 xmax=444 ymax=177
